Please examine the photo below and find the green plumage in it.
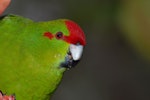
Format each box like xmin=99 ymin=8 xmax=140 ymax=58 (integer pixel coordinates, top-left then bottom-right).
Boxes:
xmin=0 ymin=15 xmax=70 ymax=100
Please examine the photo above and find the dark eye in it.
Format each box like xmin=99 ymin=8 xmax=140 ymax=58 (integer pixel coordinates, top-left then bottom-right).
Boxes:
xmin=55 ymin=32 xmax=63 ymax=39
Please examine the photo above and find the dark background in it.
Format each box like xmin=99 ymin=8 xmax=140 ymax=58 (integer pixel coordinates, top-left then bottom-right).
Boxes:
xmin=4 ymin=0 xmax=150 ymax=100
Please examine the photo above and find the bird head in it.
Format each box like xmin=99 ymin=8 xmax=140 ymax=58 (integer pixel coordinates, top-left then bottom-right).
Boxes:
xmin=43 ymin=19 xmax=86 ymax=68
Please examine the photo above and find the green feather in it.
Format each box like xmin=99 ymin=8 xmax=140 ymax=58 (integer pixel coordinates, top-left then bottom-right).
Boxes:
xmin=0 ymin=14 xmax=70 ymax=100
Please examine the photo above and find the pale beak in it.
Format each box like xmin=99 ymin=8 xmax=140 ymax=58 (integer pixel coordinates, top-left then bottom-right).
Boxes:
xmin=69 ymin=44 xmax=83 ymax=61
xmin=61 ymin=44 xmax=84 ymax=68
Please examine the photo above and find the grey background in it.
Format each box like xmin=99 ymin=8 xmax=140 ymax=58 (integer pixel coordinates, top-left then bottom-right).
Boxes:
xmin=4 ymin=0 xmax=150 ymax=100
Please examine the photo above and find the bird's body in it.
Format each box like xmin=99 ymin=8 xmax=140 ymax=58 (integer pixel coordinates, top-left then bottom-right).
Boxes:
xmin=0 ymin=15 xmax=86 ymax=100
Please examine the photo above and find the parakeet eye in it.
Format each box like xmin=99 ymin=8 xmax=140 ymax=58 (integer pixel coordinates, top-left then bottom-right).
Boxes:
xmin=55 ymin=32 xmax=63 ymax=39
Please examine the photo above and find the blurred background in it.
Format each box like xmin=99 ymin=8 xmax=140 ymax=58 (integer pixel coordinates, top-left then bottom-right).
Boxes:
xmin=4 ymin=0 xmax=150 ymax=100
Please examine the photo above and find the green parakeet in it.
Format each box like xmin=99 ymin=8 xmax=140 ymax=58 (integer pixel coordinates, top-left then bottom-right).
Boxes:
xmin=0 ymin=14 xmax=86 ymax=100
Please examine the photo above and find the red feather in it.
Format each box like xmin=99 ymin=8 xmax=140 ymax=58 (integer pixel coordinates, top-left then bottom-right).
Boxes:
xmin=64 ymin=20 xmax=86 ymax=45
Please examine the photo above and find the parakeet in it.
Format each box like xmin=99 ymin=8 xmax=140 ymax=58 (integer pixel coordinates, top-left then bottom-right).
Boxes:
xmin=0 ymin=14 xmax=86 ymax=100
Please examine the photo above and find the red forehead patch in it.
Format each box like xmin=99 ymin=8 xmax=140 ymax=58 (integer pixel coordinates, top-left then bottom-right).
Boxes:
xmin=64 ymin=20 xmax=86 ymax=45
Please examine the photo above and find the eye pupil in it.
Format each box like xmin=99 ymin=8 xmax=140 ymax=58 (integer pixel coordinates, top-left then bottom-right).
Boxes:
xmin=56 ymin=32 xmax=63 ymax=39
